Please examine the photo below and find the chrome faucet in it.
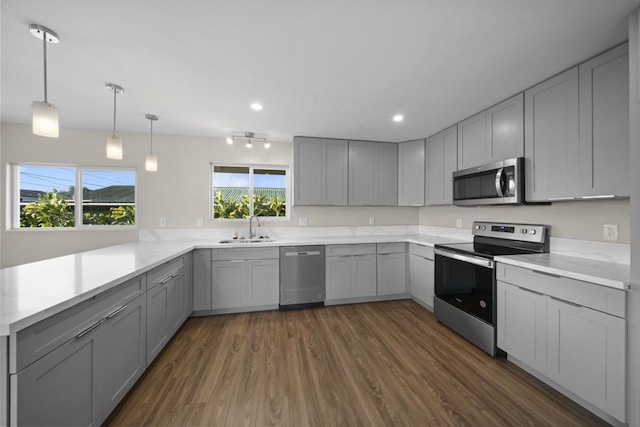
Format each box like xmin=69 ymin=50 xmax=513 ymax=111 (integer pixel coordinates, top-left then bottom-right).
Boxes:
xmin=249 ymin=215 xmax=260 ymax=239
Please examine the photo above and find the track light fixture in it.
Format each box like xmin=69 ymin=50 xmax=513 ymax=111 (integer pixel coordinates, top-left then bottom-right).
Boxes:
xmin=106 ymin=83 xmax=124 ymax=159
xmin=30 ymin=24 xmax=60 ymax=138
xmin=226 ymin=132 xmax=269 ymax=149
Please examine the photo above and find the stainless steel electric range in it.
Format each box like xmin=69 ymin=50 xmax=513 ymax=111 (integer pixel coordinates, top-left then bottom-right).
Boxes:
xmin=434 ymin=221 xmax=550 ymax=356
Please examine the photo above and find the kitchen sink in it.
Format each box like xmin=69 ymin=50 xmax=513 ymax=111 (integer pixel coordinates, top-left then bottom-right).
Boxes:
xmin=218 ymin=238 xmax=276 ymax=244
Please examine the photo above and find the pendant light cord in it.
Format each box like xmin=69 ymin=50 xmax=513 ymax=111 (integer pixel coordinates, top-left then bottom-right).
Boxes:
xmin=42 ymin=30 xmax=48 ymax=103
xmin=149 ymin=120 xmax=154 ymax=154
xmin=112 ymin=87 xmax=117 ymax=137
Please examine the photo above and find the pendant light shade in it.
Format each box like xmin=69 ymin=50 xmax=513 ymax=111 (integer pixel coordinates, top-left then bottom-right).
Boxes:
xmin=106 ymin=83 xmax=124 ymax=159
xmin=32 ymin=101 xmax=59 ymax=137
xmin=145 ymin=114 xmax=159 ymax=172
xmin=30 ymin=24 xmax=60 ymax=138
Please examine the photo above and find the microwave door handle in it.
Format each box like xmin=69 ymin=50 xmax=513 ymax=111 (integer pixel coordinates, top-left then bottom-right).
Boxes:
xmin=495 ymin=168 xmax=504 ymax=197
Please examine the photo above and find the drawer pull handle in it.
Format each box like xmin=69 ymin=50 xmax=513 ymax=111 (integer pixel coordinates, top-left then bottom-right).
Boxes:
xmin=106 ymin=304 xmax=128 ymax=319
xmin=550 ymin=296 xmax=582 ymax=308
xmin=171 ymin=271 xmax=181 ymax=278
xmin=532 ymin=270 xmax=563 ymax=279
xmin=160 ymin=276 xmax=172 ymax=284
xmin=76 ymin=319 xmax=105 ymax=339
xmin=229 ymin=260 xmax=246 ymax=263
xmin=517 ymin=286 xmax=544 ymax=296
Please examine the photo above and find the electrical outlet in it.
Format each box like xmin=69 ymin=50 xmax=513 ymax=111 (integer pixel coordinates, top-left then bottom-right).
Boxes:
xmin=298 ymin=217 xmax=308 ymax=226
xmin=456 ymin=219 xmax=462 ymax=228
xmin=196 ymin=217 xmax=204 ymax=227
xmin=159 ymin=217 xmax=167 ymax=227
xmin=603 ymin=224 xmax=618 ymax=241
xmin=369 ymin=217 xmax=375 ymax=225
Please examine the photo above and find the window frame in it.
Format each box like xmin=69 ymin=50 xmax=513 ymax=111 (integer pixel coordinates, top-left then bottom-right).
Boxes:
xmin=210 ymin=163 xmax=290 ymax=222
xmin=11 ymin=163 xmax=138 ymax=231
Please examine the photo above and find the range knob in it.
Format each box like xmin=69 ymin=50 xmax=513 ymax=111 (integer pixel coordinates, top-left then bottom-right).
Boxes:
xmin=530 ymin=229 xmax=537 ymax=235
xmin=521 ymin=228 xmax=528 ymax=234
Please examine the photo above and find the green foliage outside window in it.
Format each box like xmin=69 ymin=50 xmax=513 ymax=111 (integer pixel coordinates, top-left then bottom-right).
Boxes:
xmin=20 ymin=192 xmax=135 ymax=227
xmin=213 ymin=191 xmax=285 ymax=219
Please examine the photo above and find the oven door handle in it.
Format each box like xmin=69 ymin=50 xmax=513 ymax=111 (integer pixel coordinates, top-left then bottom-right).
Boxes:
xmin=435 ymin=249 xmax=494 ymax=269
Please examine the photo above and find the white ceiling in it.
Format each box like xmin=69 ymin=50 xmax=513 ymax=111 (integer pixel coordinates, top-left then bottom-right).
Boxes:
xmin=2 ymin=0 xmax=639 ymax=143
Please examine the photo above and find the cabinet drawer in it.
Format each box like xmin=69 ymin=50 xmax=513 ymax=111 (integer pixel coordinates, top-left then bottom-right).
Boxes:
xmin=14 ymin=274 xmax=146 ymax=373
xmin=147 ymin=255 xmax=186 ymax=289
xmin=408 ymin=243 xmax=433 ymax=259
xmin=377 ymin=242 xmax=406 ymax=254
xmin=212 ymin=247 xmax=279 ymax=261
xmin=497 ymin=264 xmax=626 ymax=318
xmin=326 ymin=244 xmax=376 ymax=257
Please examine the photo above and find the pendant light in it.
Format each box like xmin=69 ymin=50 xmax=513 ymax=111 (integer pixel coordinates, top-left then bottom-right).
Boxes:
xmin=30 ymin=24 xmax=60 ymax=138
xmin=106 ymin=83 xmax=124 ymax=159
xmin=145 ymin=114 xmax=158 ymax=172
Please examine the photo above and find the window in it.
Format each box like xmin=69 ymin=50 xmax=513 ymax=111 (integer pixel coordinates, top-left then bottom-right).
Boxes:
xmin=14 ymin=164 xmax=136 ymax=229
xmin=212 ymin=164 xmax=288 ymax=220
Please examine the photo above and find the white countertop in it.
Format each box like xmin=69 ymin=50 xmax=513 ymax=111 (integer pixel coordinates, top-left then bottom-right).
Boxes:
xmin=495 ymin=253 xmax=630 ymax=290
xmin=0 ymin=233 xmax=461 ymax=336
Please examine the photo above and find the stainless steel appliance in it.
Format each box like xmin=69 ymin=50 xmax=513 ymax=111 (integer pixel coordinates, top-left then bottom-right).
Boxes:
xmin=279 ymin=246 xmax=325 ymax=309
xmin=434 ymin=221 xmax=549 ymax=355
xmin=453 ymin=157 xmax=523 ymax=206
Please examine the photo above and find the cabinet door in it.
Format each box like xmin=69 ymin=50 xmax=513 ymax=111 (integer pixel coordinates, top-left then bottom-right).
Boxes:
xmin=167 ymin=271 xmax=188 ymax=334
xmin=377 ymin=252 xmax=407 ymax=296
xmin=547 ymin=297 xmax=626 ymax=421
xmin=398 ymin=139 xmax=425 ymax=206
xmin=409 ymin=254 xmax=434 ymax=309
xmin=193 ymin=249 xmax=212 ymax=311
xmin=146 ymin=282 xmax=169 ymax=363
xmin=496 ymin=281 xmax=547 ymax=374
xmin=376 ymin=143 xmax=399 ymax=205
xmin=14 ymin=327 xmax=100 ymax=426
xmin=579 ymin=43 xmax=629 ymax=197
xmin=457 ymin=111 xmax=486 ymax=169
xmin=294 ymin=137 xmax=323 ymax=205
xmin=425 ymin=125 xmax=457 ymax=205
xmin=349 ymin=141 xmax=375 ymax=205
xmin=246 ymin=259 xmax=279 ymax=306
xmin=326 ymin=256 xmax=353 ymax=300
xmin=212 ymin=261 xmax=246 ymax=309
xmin=322 ymin=139 xmax=348 ymax=205
xmin=99 ymin=293 xmax=147 ymax=420
xmin=352 ymin=254 xmax=377 ymax=298
xmin=525 ymin=67 xmax=580 ymax=201
xmin=486 ymin=93 xmax=524 ymax=162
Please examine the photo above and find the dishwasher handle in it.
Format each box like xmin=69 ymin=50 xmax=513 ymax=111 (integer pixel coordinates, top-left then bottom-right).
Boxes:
xmin=284 ymin=251 xmax=321 ymax=257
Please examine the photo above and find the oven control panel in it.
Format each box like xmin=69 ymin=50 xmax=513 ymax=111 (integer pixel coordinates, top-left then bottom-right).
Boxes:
xmin=472 ymin=221 xmax=548 ymax=243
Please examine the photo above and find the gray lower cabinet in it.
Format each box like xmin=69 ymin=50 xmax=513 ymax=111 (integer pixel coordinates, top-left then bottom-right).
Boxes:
xmin=425 ymin=125 xmax=457 ymax=205
xmin=408 ymin=244 xmax=434 ymax=309
xmin=497 ymin=263 xmax=627 ymax=423
xmin=578 ymin=43 xmax=629 ymax=197
xmin=12 ymin=278 xmax=147 ymax=426
xmin=146 ymin=256 xmax=190 ymax=364
xmin=397 ymin=139 xmax=425 ymax=206
xmin=325 ymin=244 xmax=377 ymax=300
xmin=293 ymin=137 xmax=348 ymax=206
xmin=377 ymin=243 xmax=407 ymax=296
xmin=211 ymin=248 xmax=279 ymax=311
xmin=193 ymin=249 xmax=212 ymax=311
xmin=349 ymin=140 xmax=398 ymax=206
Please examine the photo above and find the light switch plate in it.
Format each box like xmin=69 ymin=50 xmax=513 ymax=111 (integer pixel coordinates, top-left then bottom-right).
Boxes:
xmin=298 ymin=217 xmax=308 ymax=226
xmin=456 ymin=219 xmax=462 ymax=228
xmin=196 ymin=217 xmax=204 ymax=227
xmin=369 ymin=217 xmax=375 ymax=225
xmin=603 ymin=224 xmax=618 ymax=241
xmin=159 ymin=217 xmax=167 ymax=227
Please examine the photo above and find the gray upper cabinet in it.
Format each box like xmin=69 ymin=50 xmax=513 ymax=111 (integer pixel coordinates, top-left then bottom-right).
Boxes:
xmin=579 ymin=43 xmax=629 ymax=198
xmin=398 ymin=139 xmax=425 ymax=206
xmin=457 ymin=111 xmax=486 ymax=170
xmin=349 ymin=140 xmax=398 ymax=206
xmin=458 ymin=93 xmax=524 ymax=170
xmin=525 ymin=66 xmax=580 ymax=201
xmin=485 ymin=93 xmax=524 ymax=162
xmin=293 ymin=137 xmax=348 ymax=206
xmin=425 ymin=125 xmax=458 ymax=205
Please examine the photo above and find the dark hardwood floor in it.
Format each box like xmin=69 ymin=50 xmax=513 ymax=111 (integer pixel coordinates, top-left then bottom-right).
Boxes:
xmin=105 ymin=300 xmax=608 ymax=426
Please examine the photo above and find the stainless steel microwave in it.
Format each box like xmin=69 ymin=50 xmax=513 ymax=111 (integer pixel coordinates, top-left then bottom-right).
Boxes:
xmin=453 ymin=157 xmax=523 ymax=206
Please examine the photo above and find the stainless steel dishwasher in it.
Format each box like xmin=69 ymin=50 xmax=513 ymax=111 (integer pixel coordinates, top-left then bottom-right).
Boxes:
xmin=279 ymin=246 xmax=325 ymax=309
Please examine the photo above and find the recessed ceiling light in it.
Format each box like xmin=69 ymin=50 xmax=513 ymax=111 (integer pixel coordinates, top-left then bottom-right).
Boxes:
xmin=393 ymin=114 xmax=404 ymax=122
xmin=251 ymin=102 xmax=263 ymax=111
xmin=226 ymin=137 xmax=233 ymax=145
